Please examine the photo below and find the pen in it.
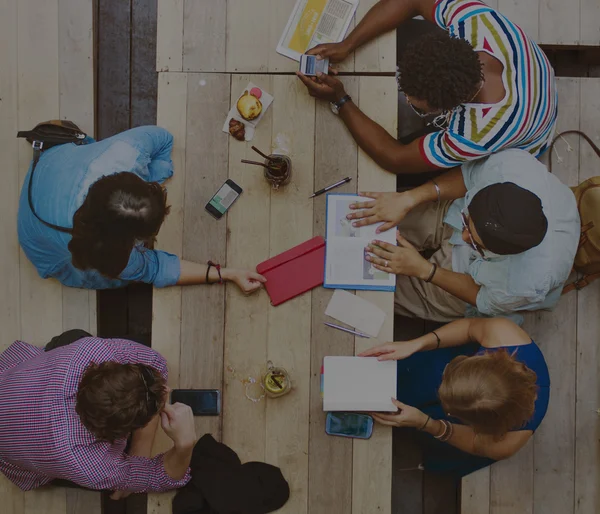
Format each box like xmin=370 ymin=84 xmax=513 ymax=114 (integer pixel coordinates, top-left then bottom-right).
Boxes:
xmin=324 ymin=322 xmax=370 ymax=338
xmin=309 ymin=177 xmax=352 ymax=198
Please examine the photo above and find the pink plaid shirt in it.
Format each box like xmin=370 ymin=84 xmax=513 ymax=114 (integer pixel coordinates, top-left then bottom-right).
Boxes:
xmin=0 ymin=337 xmax=190 ymax=492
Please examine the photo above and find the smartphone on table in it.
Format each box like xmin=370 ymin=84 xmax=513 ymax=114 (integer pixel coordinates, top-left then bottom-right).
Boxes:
xmin=299 ymin=54 xmax=329 ymax=76
xmin=170 ymin=389 xmax=221 ymax=416
xmin=325 ymin=412 xmax=374 ymax=439
xmin=205 ymin=179 xmax=242 ymax=219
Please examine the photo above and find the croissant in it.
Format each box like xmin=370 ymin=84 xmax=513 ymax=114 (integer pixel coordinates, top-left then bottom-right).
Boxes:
xmin=228 ymin=119 xmax=246 ymax=141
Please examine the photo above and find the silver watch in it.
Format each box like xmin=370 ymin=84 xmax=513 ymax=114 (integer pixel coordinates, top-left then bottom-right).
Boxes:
xmin=330 ymin=95 xmax=352 ymax=115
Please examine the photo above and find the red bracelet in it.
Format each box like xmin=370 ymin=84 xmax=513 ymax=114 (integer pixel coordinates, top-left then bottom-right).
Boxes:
xmin=207 ymin=261 xmax=224 ymax=284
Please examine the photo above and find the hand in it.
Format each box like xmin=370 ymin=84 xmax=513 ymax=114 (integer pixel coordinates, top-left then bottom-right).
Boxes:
xmin=347 ymin=192 xmax=418 ymax=233
xmin=296 ymin=72 xmax=347 ymax=103
xmin=365 ymin=232 xmax=432 ymax=278
xmin=371 ymin=399 xmax=428 ymax=429
xmin=109 ymin=490 xmax=132 ymax=501
xmin=222 ymin=268 xmax=266 ymax=295
xmin=161 ymin=402 xmax=197 ymax=449
xmin=358 ymin=339 xmax=424 ymax=361
xmin=306 ymin=41 xmax=352 ymax=63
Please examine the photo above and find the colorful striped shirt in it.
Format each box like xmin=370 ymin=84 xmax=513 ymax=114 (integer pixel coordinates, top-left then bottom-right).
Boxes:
xmin=0 ymin=337 xmax=190 ymax=492
xmin=420 ymin=0 xmax=558 ymax=168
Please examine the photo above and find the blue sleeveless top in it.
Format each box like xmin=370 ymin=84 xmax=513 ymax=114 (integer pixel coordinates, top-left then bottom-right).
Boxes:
xmin=396 ymin=341 xmax=550 ymax=432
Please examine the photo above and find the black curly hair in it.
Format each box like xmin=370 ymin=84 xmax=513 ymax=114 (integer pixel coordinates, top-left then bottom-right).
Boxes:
xmin=398 ymin=31 xmax=484 ymax=112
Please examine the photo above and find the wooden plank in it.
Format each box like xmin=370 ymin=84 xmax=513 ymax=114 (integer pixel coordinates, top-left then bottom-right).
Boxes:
xmin=575 ymin=77 xmax=600 ymax=514
xmin=308 ymin=76 xmax=358 ymax=514
xmin=461 ymin=468 xmax=491 ymax=514
xmin=489 ymin=441 xmax=534 ymax=514
xmin=149 ymin=71 xmax=188 ymax=514
xmin=353 ymin=76 xmax=396 ymax=514
xmin=497 ymin=0 xmax=539 ymax=41
xmin=263 ymin=75 xmax=315 ymax=514
xmin=65 ymin=490 xmax=102 ymax=514
xmin=354 ymin=0 xmax=396 ymax=73
xmin=424 ymin=472 xmax=459 ymax=514
xmin=182 ymin=0 xmax=226 ymax=72
xmin=156 ymin=0 xmax=184 ymax=72
xmin=539 ymin=0 xmax=579 ymax=45
xmin=179 ymin=73 xmax=231 ymax=444
xmin=132 ymin=0 xmax=158 ymax=127
xmin=580 ymin=0 xmax=600 ymax=46
xmin=24 ymin=489 xmax=66 ymax=514
xmin=223 ymin=74 xmax=273 ymax=462
xmin=226 ymin=0 xmax=270 ymax=72
xmin=268 ymin=0 xmax=299 ymax=72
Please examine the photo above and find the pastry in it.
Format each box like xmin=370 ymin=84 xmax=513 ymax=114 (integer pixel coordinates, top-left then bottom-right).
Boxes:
xmin=228 ymin=119 xmax=246 ymax=141
xmin=250 ymin=87 xmax=262 ymax=100
xmin=237 ymin=90 xmax=262 ymax=121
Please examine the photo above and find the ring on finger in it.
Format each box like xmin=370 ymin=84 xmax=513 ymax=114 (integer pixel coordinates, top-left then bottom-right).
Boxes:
xmin=384 ymin=260 xmax=389 ymax=267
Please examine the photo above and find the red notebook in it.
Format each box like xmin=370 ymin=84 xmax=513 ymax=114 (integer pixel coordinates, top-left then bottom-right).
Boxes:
xmin=256 ymin=236 xmax=325 ymax=306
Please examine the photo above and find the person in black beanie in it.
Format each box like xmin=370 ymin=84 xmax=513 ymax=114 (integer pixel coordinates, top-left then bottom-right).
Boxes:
xmin=346 ymin=149 xmax=580 ymax=322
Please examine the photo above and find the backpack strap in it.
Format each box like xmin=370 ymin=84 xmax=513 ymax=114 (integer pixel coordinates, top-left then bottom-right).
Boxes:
xmin=548 ymin=130 xmax=600 ymax=173
xmin=562 ymin=272 xmax=600 ymax=294
xmin=27 ymin=141 xmax=73 ymax=234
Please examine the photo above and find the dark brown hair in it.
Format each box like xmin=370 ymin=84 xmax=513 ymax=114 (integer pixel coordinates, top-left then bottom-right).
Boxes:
xmin=76 ymin=361 xmax=167 ymax=442
xmin=438 ymin=350 xmax=538 ymax=438
xmin=398 ymin=31 xmax=484 ymax=112
xmin=68 ymin=172 xmax=170 ymax=278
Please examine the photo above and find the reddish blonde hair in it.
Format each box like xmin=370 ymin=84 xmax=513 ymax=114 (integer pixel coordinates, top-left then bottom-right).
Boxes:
xmin=438 ymin=349 xmax=537 ymax=438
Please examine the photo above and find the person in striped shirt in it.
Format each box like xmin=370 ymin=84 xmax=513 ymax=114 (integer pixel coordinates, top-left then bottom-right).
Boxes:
xmin=0 ymin=333 xmax=196 ymax=496
xmin=297 ymin=0 xmax=557 ymax=174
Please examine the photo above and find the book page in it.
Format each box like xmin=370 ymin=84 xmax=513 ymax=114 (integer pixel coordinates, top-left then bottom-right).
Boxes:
xmin=276 ymin=0 xmax=359 ymax=61
xmin=325 ymin=194 xmax=396 ymax=290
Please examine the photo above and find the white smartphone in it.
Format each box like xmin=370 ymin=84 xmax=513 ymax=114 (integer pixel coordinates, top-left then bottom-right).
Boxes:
xmin=299 ymin=54 xmax=329 ymax=76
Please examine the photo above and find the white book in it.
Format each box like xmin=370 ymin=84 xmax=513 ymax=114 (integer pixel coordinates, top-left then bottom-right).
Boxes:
xmin=323 ymin=356 xmax=397 ymax=412
xmin=324 ymin=193 xmax=396 ymax=291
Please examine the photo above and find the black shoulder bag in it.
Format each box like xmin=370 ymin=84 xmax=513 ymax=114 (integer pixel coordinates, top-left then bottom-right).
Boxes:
xmin=17 ymin=120 xmax=87 ymax=233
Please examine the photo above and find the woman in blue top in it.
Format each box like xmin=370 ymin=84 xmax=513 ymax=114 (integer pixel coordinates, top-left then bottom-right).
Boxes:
xmin=18 ymin=126 xmax=265 ymax=292
xmin=360 ymin=317 xmax=550 ymax=477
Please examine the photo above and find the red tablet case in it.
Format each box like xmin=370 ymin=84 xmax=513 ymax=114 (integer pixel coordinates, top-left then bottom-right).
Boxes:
xmin=256 ymin=236 xmax=325 ymax=306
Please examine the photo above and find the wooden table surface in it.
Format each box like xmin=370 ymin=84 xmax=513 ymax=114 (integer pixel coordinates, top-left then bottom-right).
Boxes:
xmin=150 ymin=72 xmax=398 ymax=514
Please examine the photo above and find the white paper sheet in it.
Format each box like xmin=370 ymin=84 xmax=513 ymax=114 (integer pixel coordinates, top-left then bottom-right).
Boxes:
xmin=222 ymin=82 xmax=274 ymax=142
xmin=325 ymin=289 xmax=386 ymax=337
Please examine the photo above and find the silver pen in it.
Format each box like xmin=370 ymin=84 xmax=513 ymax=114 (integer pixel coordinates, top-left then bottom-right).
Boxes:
xmin=324 ymin=322 xmax=371 ymax=338
xmin=309 ymin=177 xmax=352 ymax=198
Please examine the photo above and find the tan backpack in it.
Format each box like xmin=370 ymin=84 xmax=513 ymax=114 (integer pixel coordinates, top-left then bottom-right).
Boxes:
xmin=548 ymin=130 xmax=600 ymax=294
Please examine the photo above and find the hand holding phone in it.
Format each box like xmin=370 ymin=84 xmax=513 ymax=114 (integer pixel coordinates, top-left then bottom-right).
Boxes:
xmin=325 ymin=412 xmax=374 ymax=439
xmin=161 ymin=402 xmax=197 ymax=448
xmin=170 ymin=389 xmax=221 ymax=416
xmin=300 ymin=54 xmax=330 ymax=76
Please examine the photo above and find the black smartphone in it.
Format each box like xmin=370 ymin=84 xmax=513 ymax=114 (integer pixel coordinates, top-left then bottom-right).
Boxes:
xmin=205 ymin=179 xmax=243 ymax=219
xmin=170 ymin=389 xmax=221 ymax=416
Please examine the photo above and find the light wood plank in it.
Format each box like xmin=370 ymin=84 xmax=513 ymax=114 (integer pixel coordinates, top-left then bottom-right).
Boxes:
xmin=180 ymin=73 xmax=231 ymax=442
xmin=223 ymin=74 xmax=273 ymax=462
xmin=24 ymin=489 xmax=66 ymax=514
xmin=308 ymin=76 xmax=359 ymax=514
xmin=182 ymin=0 xmax=226 ymax=72
xmin=575 ymin=77 xmax=600 ymax=514
xmin=497 ymin=0 xmax=539 ymax=41
xmin=353 ymin=76 xmax=396 ymax=514
xmin=268 ymin=0 xmax=300 ymax=72
xmin=580 ymin=0 xmax=600 ymax=45
xmin=539 ymin=0 xmax=580 ymax=45
xmin=157 ymin=0 xmax=184 ymax=72
xmin=354 ymin=0 xmax=396 ymax=73
xmin=149 ymin=71 xmax=188 ymax=514
xmin=263 ymin=75 xmax=315 ymax=514
xmin=226 ymin=0 xmax=270 ymax=72
xmin=461 ymin=468 xmax=491 ymax=514
xmin=490 ymin=442 xmax=534 ymax=514
xmin=486 ymin=0 xmax=499 ymax=9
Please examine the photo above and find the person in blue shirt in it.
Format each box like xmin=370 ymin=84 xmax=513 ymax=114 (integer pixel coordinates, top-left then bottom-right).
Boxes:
xmin=346 ymin=149 xmax=580 ymax=323
xmin=18 ymin=126 xmax=266 ymax=292
xmin=360 ymin=317 xmax=550 ymax=477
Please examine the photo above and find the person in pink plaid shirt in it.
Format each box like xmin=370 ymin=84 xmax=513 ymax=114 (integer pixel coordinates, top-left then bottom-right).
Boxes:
xmin=0 ymin=333 xmax=196 ymax=496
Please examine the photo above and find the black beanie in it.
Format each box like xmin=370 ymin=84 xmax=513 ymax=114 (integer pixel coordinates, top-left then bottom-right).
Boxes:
xmin=468 ymin=182 xmax=548 ymax=255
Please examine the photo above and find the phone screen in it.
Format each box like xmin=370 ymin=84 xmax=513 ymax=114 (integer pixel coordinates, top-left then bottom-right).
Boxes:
xmin=170 ymin=389 xmax=220 ymax=416
xmin=327 ymin=413 xmax=372 ymax=437
xmin=208 ymin=182 xmax=240 ymax=216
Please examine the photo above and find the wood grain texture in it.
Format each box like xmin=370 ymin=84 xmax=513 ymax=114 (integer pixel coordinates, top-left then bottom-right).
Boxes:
xmin=497 ymin=0 xmax=539 ymax=41
xmin=489 ymin=442 xmax=534 ymax=514
xmin=354 ymin=0 xmax=396 ymax=73
xmin=539 ymin=0 xmax=580 ymax=45
xmin=461 ymin=468 xmax=491 ymax=514
xmin=149 ymin=71 xmax=188 ymax=514
xmin=132 ymin=0 xmax=158 ymax=127
xmin=226 ymin=0 xmax=270 ymax=72
xmin=223 ymin=75 xmax=273 ymax=462
xmin=353 ymin=76 xmax=396 ymax=514
xmin=268 ymin=0 xmax=299 ymax=72
xmin=157 ymin=0 xmax=184 ymax=72
xmin=580 ymin=0 xmax=600 ymax=45
xmin=308 ymin=77 xmax=358 ymax=514
xmin=575 ymin=77 xmax=600 ymax=514
xmin=183 ymin=0 xmax=226 ymax=72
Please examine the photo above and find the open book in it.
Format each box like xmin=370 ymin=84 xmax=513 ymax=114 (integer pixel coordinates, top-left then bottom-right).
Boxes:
xmin=324 ymin=194 xmax=396 ymax=291
xmin=323 ymin=356 xmax=397 ymax=412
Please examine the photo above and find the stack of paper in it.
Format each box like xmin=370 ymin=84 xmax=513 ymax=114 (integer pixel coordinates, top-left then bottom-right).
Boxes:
xmin=325 ymin=289 xmax=386 ymax=337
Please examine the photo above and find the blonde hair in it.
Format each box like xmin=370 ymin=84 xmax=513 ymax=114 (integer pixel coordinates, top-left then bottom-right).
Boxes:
xmin=438 ymin=349 xmax=537 ymax=438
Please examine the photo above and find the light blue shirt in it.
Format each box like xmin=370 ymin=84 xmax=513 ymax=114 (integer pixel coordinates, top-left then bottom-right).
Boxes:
xmin=444 ymin=149 xmax=580 ymax=318
xmin=18 ymin=126 xmax=181 ymax=289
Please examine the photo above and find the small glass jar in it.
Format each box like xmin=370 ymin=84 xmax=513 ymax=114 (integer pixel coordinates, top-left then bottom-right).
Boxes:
xmin=264 ymin=154 xmax=292 ymax=189
xmin=262 ymin=360 xmax=292 ymax=398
